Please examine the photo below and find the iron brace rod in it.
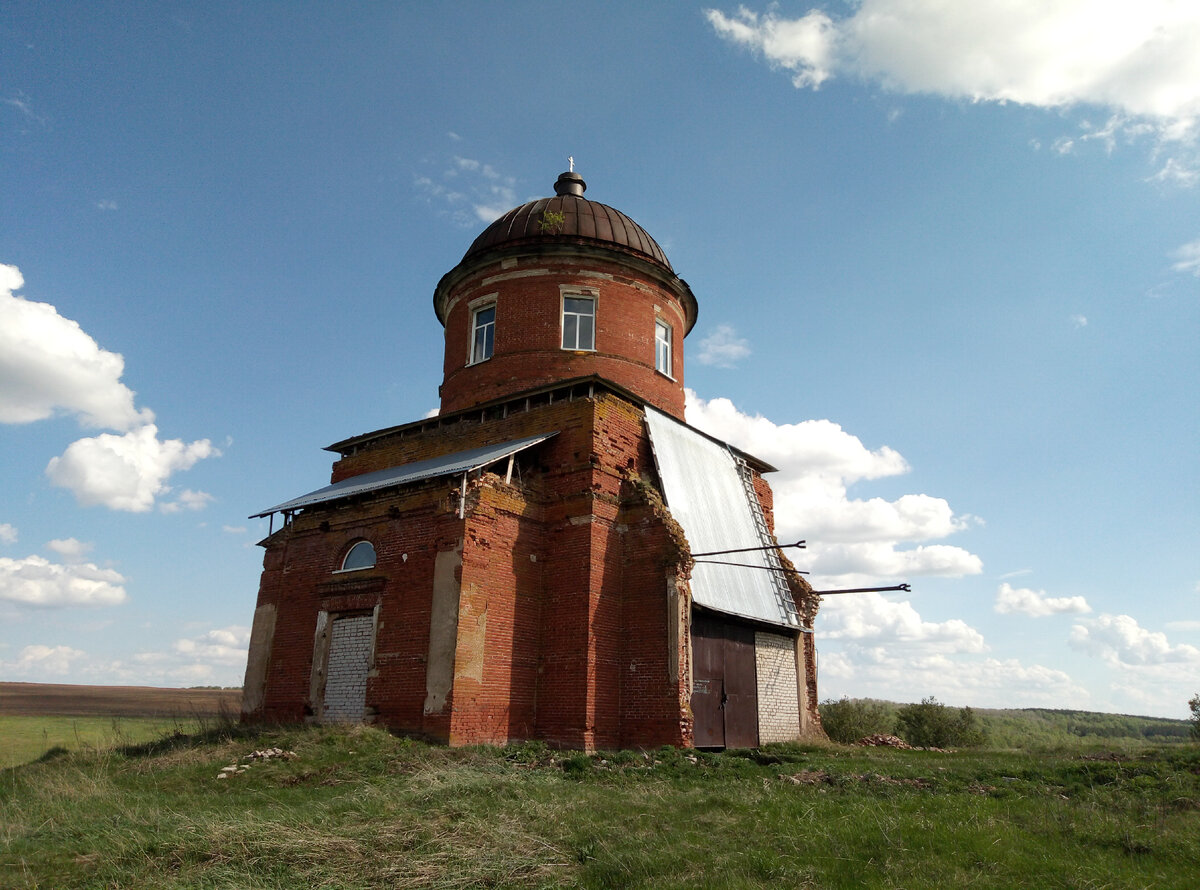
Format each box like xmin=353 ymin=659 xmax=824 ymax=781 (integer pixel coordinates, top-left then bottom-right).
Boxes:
xmin=691 ymin=540 xmax=806 ymax=558
xmin=814 ymin=584 xmax=912 ymax=595
xmin=693 ymin=558 xmax=809 ymax=575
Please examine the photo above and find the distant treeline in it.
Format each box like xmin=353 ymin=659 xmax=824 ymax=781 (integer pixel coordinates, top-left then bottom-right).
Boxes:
xmin=819 ymin=697 xmax=1194 ymax=748
xmin=981 ymin=707 xmax=1192 ymax=746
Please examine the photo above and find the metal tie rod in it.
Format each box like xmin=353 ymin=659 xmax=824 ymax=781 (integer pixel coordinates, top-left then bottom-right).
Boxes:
xmin=692 ymin=559 xmax=809 ymax=574
xmin=691 ymin=540 xmax=805 ymax=558
xmin=814 ymin=584 xmax=912 ymax=595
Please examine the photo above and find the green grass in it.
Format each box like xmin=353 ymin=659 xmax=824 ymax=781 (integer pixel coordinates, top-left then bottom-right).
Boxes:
xmin=2 ymin=725 xmax=1198 ymax=889
xmin=0 ymin=716 xmax=213 ymax=768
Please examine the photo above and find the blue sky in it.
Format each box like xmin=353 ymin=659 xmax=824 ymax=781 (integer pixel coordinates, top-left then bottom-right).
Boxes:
xmin=2 ymin=2 xmax=1197 ymax=718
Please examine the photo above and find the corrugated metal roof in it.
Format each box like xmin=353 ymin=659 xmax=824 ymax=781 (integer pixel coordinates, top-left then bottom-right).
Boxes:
xmin=251 ymin=432 xmax=556 ymax=518
xmin=644 ymin=407 xmax=793 ymax=628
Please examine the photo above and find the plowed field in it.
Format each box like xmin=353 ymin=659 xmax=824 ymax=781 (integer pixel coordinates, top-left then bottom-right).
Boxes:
xmin=0 ymin=682 xmax=241 ymax=717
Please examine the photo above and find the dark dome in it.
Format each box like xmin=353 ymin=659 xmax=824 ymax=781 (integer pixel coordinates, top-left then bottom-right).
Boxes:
xmin=461 ymin=172 xmax=672 ymax=271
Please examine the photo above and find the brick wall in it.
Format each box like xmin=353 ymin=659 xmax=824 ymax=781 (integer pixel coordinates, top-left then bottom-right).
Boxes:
xmin=754 ymin=631 xmax=801 ymax=744
xmin=438 ymin=254 xmax=688 ymax=419
xmin=244 ymin=388 xmax=815 ymax=748
xmin=321 ymin=612 xmax=375 ymax=722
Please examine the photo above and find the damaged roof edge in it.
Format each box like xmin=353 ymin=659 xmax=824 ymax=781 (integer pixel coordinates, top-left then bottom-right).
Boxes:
xmin=322 ymin=374 xmax=776 ymax=473
xmin=250 ymin=432 xmax=557 ymax=519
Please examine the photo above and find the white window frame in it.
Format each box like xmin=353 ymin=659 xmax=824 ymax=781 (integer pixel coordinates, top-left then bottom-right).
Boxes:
xmin=560 ymin=288 xmax=597 ymax=351
xmin=335 ymin=540 xmax=377 ymax=573
xmin=655 ymin=318 xmax=673 ymax=378
xmin=469 ymin=303 xmax=496 ymax=365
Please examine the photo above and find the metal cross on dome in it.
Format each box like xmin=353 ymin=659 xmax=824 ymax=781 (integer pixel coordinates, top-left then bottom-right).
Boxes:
xmin=568 ymin=156 xmax=574 ymax=172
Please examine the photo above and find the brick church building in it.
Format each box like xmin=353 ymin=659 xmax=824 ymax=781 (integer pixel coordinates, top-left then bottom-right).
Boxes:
xmin=241 ymin=170 xmax=822 ymax=749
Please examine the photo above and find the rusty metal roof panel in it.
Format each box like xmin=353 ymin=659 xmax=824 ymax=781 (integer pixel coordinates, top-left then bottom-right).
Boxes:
xmin=251 ymin=432 xmax=557 ymax=518
xmin=461 ymin=189 xmax=672 ymax=271
xmin=576 ymin=200 xmax=597 ymax=239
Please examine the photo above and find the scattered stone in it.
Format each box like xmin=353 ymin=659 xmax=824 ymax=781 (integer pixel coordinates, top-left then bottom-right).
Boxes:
xmin=214 ymin=747 xmax=298 ymax=779
xmin=781 ymin=769 xmax=832 ymax=785
xmin=854 ymin=734 xmax=913 ymax=749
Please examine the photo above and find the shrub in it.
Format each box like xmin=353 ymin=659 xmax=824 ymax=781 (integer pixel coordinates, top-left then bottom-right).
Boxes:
xmin=954 ymin=706 xmax=987 ymax=748
xmin=895 ymin=697 xmax=986 ymax=748
xmin=819 ymin=697 xmax=893 ymax=743
xmin=1189 ymin=694 xmax=1199 ymax=741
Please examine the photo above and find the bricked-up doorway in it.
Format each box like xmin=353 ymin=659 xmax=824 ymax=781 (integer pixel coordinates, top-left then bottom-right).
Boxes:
xmin=315 ymin=611 xmax=376 ymax=723
xmin=691 ymin=612 xmax=758 ymax=748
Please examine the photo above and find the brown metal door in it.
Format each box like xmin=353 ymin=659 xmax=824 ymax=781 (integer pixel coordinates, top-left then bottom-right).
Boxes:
xmin=691 ymin=614 xmax=725 ymax=748
xmin=722 ymin=623 xmax=758 ymax=748
xmin=690 ymin=612 xmax=759 ymax=749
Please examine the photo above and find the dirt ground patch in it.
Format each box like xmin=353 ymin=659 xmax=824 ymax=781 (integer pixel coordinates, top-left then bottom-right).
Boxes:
xmin=0 ymin=682 xmax=241 ymax=717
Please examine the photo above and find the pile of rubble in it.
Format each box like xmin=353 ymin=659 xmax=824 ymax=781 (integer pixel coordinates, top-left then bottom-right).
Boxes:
xmin=854 ymin=734 xmax=913 ymax=749
xmin=216 ymin=747 xmax=296 ymax=779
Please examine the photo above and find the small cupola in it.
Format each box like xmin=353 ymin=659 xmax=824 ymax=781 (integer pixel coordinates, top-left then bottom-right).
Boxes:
xmin=553 ymin=170 xmax=586 ymax=197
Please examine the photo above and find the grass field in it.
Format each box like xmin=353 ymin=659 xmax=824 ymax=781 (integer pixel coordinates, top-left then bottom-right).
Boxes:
xmin=2 ymin=723 xmax=1199 ymax=889
xmin=2 ymin=686 xmax=1196 ymax=887
xmin=0 ymin=683 xmax=242 ymax=768
xmin=0 ymin=715 xmax=213 ymax=768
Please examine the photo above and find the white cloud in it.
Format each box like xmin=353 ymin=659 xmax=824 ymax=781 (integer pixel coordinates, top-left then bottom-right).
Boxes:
xmin=3 ymin=91 xmax=46 ymax=127
xmin=0 ymin=553 xmax=127 ymax=606
xmin=685 ymin=391 xmax=982 ymax=583
xmin=1 ymin=626 xmax=251 ymax=686
xmin=222 ymin=525 xmax=247 ymax=535
xmin=95 ymin=200 xmax=118 ymax=211
xmin=1171 ymin=238 xmax=1200 ymax=275
xmin=115 ymin=625 xmax=251 ymax=684
xmin=0 ymin=264 xmax=153 ymax=430
xmin=1069 ymin=613 xmax=1200 ymax=666
xmin=708 ymin=2 xmax=1200 ymax=123
xmin=707 ymin=6 xmax=838 ymax=89
xmin=416 ymin=150 xmax=520 ymax=226
xmin=999 ymin=568 xmax=1033 ymax=579
xmin=808 ymin=542 xmax=983 ymax=584
xmin=1070 ymin=314 xmax=1088 ymax=328
xmin=46 ymin=424 xmax=218 ymax=512
xmin=0 ymin=523 xmax=16 ymax=545
xmin=45 ymin=537 xmax=93 ymax=563
xmin=159 ymin=488 xmax=215 ymax=514
xmin=707 ymin=2 xmax=1200 ymax=174
xmin=1 ymin=644 xmax=87 ymax=677
xmin=686 ymin=392 xmax=907 ymax=482
xmin=819 ymin=648 xmax=1089 ymax=709
xmin=995 ymin=582 xmax=1092 ymax=616
xmin=695 ymin=324 xmax=752 ymax=368
xmin=820 ymin=591 xmax=986 ymax=652
xmin=1165 ymin=619 xmax=1200 ymax=631
xmin=816 ymin=591 xmax=1090 ymax=708
xmin=1149 ymin=157 xmax=1200 ymax=186
xmin=2 ymin=264 xmax=222 ymax=512
xmin=171 ymin=625 xmax=251 ymax=665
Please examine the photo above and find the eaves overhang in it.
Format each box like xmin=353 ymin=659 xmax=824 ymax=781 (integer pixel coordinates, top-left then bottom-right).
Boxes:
xmin=321 ymin=375 xmax=775 ymax=474
xmin=251 ymin=432 xmax=557 ymax=519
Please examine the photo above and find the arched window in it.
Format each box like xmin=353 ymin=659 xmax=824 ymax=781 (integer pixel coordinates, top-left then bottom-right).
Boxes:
xmin=339 ymin=540 xmax=376 ymax=572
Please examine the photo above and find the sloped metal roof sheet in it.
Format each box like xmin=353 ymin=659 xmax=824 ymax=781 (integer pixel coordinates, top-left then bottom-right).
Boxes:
xmin=251 ymin=432 xmax=556 ymax=518
xmin=643 ymin=407 xmax=792 ymax=628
